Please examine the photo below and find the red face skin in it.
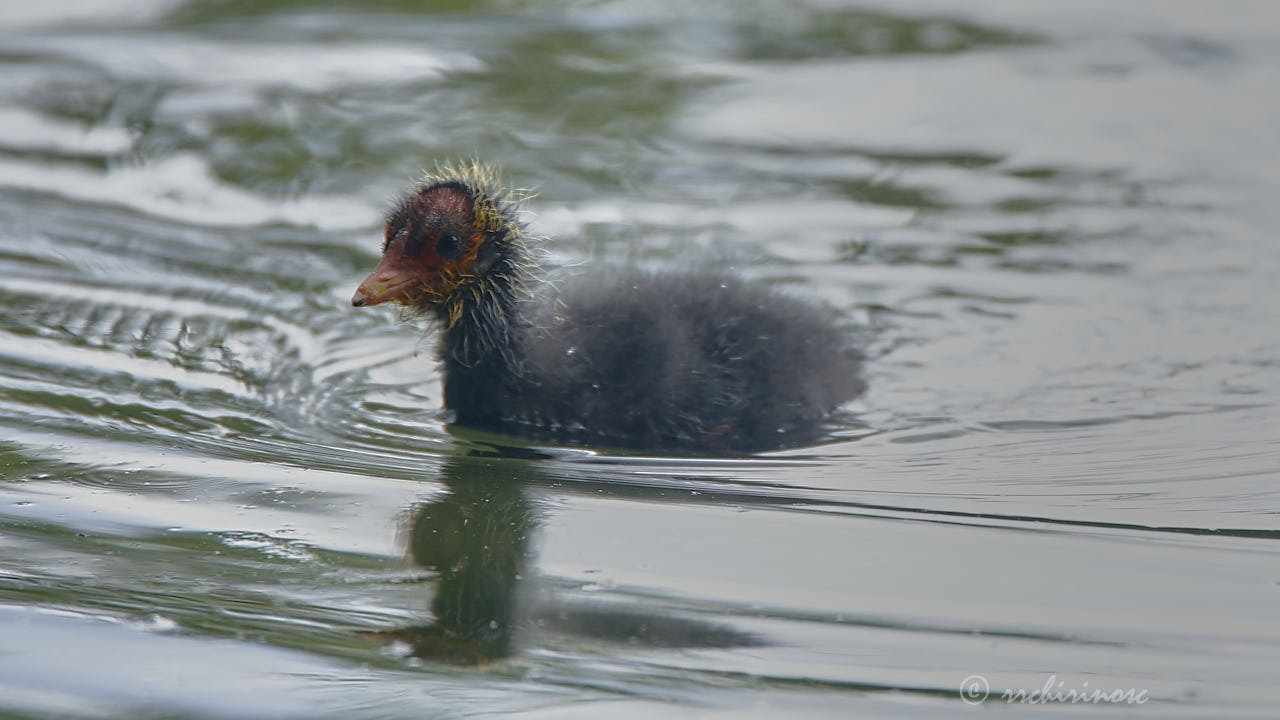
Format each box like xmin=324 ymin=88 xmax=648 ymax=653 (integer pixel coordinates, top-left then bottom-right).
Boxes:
xmin=352 ymin=185 xmax=484 ymax=307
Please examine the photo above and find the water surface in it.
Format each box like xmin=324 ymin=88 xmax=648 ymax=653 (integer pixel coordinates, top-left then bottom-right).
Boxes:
xmin=2 ymin=1 xmax=1279 ymax=718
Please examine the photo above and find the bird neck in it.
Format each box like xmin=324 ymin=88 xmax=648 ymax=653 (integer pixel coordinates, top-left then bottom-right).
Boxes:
xmin=436 ymin=248 xmax=529 ymax=374
xmin=437 ymin=264 xmax=529 ymax=423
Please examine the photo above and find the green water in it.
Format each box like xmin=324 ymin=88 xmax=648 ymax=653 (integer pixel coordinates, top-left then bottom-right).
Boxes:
xmin=2 ymin=1 xmax=1279 ymax=718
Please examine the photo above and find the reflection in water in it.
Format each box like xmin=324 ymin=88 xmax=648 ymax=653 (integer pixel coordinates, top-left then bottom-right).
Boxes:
xmin=374 ymin=453 xmax=760 ymax=665
xmin=374 ymin=457 xmax=535 ymax=665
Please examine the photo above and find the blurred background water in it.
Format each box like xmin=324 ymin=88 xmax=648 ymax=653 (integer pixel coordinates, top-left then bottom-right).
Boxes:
xmin=2 ymin=1 xmax=1279 ymax=718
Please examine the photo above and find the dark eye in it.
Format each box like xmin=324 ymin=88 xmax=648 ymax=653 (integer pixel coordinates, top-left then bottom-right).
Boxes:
xmin=436 ymin=232 xmax=463 ymax=259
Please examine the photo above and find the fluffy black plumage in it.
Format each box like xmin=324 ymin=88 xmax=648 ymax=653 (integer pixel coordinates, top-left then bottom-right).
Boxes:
xmin=353 ymin=162 xmax=863 ymax=453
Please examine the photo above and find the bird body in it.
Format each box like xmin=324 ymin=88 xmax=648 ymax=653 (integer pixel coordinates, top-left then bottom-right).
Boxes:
xmin=353 ymin=162 xmax=863 ymax=453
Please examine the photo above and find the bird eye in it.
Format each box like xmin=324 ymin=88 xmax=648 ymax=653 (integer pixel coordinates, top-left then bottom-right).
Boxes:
xmin=436 ymin=232 xmax=463 ymax=259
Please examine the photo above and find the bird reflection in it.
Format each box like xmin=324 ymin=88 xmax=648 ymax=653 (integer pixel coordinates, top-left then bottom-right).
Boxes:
xmin=368 ymin=450 xmax=762 ymax=665
xmin=368 ymin=456 xmax=534 ymax=665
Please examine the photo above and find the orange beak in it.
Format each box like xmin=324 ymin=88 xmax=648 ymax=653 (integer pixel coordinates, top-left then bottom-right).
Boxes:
xmin=352 ymin=255 xmax=418 ymax=307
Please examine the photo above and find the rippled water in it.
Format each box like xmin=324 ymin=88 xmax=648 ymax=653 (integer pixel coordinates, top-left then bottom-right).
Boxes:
xmin=2 ymin=1 xmax=1279 ymax=718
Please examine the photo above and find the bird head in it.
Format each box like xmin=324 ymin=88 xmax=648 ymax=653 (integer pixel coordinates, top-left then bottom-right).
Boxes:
xmin=353 ymin=163 xmax=528 ymax=319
